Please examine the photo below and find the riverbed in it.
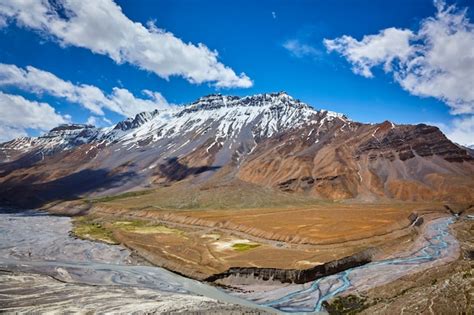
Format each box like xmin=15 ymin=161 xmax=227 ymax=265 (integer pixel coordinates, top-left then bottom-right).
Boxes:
xmin=0 ymin=209 xmax=460 ymax=314
xmin=0 ymin=209 xmax=273 ymax=313
xmin=230 ymin=216 xmax=460 ymax=312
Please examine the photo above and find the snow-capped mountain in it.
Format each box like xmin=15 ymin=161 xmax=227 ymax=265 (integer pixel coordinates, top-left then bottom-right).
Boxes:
xmin=0 ymin=92 xmax=473 ymax=208
xmin=0 ymin=92 xmax=347 ymax=163
xmin=106 ymin=92 xmax=347 ymax=158
xmin=0 ymin=124 xmax=101 ymax=163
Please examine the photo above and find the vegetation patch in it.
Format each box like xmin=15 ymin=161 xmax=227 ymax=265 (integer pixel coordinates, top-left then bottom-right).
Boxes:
xmin=112 ymin=220 xmax=183 ymax=235
xmin=72 ymin=217 xmax=117 ymax=244
xmin=231 ymin=243 xmax=260 ymax=252
xmin=323 ymin=294 xmax=370 ymax=314
xmin=72 ymin=217 xmax=184 ymax=244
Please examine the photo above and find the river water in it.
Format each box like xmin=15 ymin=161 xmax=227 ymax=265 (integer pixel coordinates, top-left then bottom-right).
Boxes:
xmin=0 ymin=209 xmax=272 ymax=313
xmin=0 ymin=210 xmax=460 ymax=314
xmin=238 ymin=217 xmax=460 ymax=312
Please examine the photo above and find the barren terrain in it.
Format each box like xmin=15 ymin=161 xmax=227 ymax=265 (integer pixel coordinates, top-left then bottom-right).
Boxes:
xmin=63 ymin=193 xmax=453 ymax=283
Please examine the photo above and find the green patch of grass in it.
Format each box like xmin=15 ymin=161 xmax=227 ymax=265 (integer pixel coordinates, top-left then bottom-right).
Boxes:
xmin=112 ymin=220 xmax=149 ymax=229
xmin=73 ymin=216 xmax=184 ymax=242
xmin=72 ymin=217 xmax=117 ymax=244
xmin=112 ymin=220 xmax=183 ymax=235
xmin=231 ymin=243 xmax=260 ymax=252
xmin=323 ymin=294 xmax=369 ymax=315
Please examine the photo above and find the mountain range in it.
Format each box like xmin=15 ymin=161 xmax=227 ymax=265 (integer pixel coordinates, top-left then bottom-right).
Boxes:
xmin=1 ymin=92 xmax=473 ymax=208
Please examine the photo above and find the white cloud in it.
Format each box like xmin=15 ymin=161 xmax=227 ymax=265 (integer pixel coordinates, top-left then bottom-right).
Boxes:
xmin=102 ymin=117 xmax=112 ymax=125
xmin=109 ymin=87 xmax=169 ymax=117
xmin=0 ymin=0 xmax=252 ymax=88
xmin=0 ymin=125 xmax=28 ymax=142
xmin=443 ymin=116 xmax=474 ymax=147
xmin=0 ymin=91 xmax=68 ymax=142
xmin=86 ymin=116 xmax=99 ymax=126
xmin=324 ymin=28 xmax=414 ymax=78
xmin=324 ymin=0 xmax=474 ymax=116
xmin=0 ymin=63 xmax=169 ymax=117
xmin=0 ymin=14 xmax=6 ymax=28
xmin=85 ymin=115 xmax=112 ymax=127
xmin=283 ymin=39 xmax=322 ymax=59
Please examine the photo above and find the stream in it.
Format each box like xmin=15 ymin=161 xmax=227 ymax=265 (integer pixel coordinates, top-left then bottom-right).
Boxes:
xmin=0 ymin=209 xmax=271 ymax=313
xmin=240 ymin=217 xmax=460 ymax=312
xmin=0 ymin=209 xmax=460 ymax=314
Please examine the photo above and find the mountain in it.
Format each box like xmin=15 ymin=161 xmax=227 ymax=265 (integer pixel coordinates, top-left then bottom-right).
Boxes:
xmin=0 ymin=92 xmax=473 ymax=208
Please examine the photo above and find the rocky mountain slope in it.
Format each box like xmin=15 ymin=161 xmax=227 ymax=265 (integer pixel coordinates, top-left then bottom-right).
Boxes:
xmin=0 ymin=92 xmax=473 ymax=208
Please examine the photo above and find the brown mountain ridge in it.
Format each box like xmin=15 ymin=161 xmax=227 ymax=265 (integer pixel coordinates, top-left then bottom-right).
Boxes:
xmin=0 ymin=92 xmax=473 ymax=208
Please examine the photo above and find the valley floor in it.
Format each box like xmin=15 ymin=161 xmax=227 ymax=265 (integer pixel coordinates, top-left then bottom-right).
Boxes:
xmin=41 ymin=196 xmax=472 ymax=313
xmin=0 ymin=271 xmax=265 ymax=314
xmin=66 ymin=200 xmax=447 ymax=281
xmin=0 ymin=209 xmax=273 ymax=314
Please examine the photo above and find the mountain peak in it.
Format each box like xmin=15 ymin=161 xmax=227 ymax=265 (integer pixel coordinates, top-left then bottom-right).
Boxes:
xmin=194 ymin=91 xmax=293 ymax=104
xmin=1 ymin=90 xmax=473 ymax=206
xmin=49 ymin=124 xmax=94 ymax=133
xmin=114 ymin=109 xmax=160 ymax=131
xmin=192 ymin=93 xmax=240 ymax=106
xmin=185 ymin=92 xmax=305 ymax=113
xmin=244 ymin=91 xmax=292 ymax=100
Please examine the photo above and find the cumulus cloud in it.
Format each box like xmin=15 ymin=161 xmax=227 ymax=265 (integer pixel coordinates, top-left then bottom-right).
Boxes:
xmin=0 ymin=63 xmax=169 ymax=117
xmin=0 ymin=0 xmax=252 ymax=88
xmin=0 ymin=91 xmax=68 ymax=142
xmin=324 ymin=0 xmax=474 ymax=115
xmin=324 ymin=28 xmax=414 ymax=78
xmin=426 ymin=118 xmax=473 ymax=147
xmin=324 ymin=0 xmax=474 ymax=145
xmin=0 ymin=125 xmax=29 ymax=143
xmin=0 ymin=14 xmax=6 ymax=28
xmin=85 ymin=115 xmax=112 ymax=127
xmin=443 ymin=116 xmax=474 ymax=147
xmin=283 ymin=39 xmax=322 ymax=59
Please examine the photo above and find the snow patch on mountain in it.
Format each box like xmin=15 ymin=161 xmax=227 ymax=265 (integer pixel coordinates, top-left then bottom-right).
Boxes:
xmin=0 ymin=92 xmax=348 ymax=163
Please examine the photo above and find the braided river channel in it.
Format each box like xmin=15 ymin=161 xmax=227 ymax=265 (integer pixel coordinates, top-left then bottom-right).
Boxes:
xmin=239 ymin=216 xmax=460 ymax=313
xmin=0 ymin=209 xmax=460 ymax=314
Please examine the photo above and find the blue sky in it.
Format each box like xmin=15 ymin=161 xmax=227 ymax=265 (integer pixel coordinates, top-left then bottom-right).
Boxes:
xmin=0 ymin=0 xmax=473 ymax=145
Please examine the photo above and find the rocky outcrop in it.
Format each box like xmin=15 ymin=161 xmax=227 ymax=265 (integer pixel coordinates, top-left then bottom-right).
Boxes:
xmin=357 ymin=123 xmax=472 ymax=162
xmin=408 ymin=213 xmax=424 ymax=227
xmin=205 ymin=248 xmax=376 ymax=284
xmin=114 ymin=110 xmax=160 ymax=131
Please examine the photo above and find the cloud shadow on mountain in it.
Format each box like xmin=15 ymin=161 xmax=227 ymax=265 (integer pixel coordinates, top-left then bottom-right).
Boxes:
xmin=0 ymin=169 xmax=137 ymax=209
xmin=157 ymin=157 xmax=220 ymax=182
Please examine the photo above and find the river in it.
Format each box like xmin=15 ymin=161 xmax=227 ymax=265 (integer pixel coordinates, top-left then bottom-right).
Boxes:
xmin=0 ymin=209 xmax=460 ymax=314
xmin=233 ymin=216 xmax=460 ymax=312
xmin=0 ymin=209 xmax=273 ymax=313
